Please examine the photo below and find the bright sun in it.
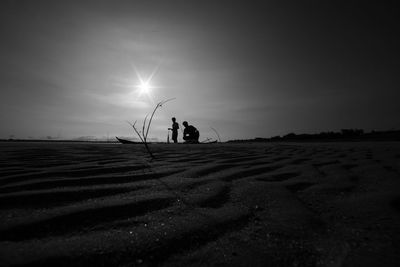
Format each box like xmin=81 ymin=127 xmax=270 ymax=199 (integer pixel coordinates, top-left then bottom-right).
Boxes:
xmin=138 ymin=81 xmax=151 ymax=95
xmin=125 ymin=63 xmax=161 ymax=102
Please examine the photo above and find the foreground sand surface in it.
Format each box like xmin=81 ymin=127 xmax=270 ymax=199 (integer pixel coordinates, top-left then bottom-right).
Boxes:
xmin=0 ymin=142 xmax=399 ymax=266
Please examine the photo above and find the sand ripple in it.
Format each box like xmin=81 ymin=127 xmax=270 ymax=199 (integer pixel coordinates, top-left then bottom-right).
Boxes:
xmin=0 ymin=142 xmax=400 ymax=266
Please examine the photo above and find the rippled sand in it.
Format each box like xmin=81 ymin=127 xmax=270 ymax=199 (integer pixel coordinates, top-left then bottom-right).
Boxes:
xmin=0 ymin=142 xmax=399 ymax=266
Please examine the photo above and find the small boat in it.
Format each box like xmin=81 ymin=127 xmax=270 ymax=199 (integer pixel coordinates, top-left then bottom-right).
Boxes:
xmin=204 ymin=140 xmax=218 ymax=144
xmin=115 ymin=137 xmax=139 ymax=144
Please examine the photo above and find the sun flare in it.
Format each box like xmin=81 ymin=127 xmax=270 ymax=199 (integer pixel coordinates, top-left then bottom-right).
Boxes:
xmin=138 ymin=81 xmax=151 ymax=95
xmin=112 ymin=63 xmax=162 ymax=103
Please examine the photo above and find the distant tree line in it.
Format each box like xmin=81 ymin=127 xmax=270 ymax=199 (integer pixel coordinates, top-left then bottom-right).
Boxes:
xmin=227 ymin=129 xmax=400 ymax=143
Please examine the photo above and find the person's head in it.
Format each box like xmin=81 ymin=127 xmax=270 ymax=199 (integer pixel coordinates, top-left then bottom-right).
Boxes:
xmin=172 ymin=117 xmax=176 ymax=122
xmin=182 ymin=121 xmax=188 ymax=127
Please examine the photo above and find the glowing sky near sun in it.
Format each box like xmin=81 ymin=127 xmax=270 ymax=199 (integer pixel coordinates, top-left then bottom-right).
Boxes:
xmin=0 ymin=1 xmax=399 ymax=141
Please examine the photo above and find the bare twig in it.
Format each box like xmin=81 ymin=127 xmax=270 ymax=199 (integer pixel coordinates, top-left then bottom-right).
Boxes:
xmin=126 ymin=121 xmax=144 ymax=143
xmin=128 ymin=98 xmax=176 ymax=159
xmin=143 ymin=115 xmax=149 ymax=142
xmin=210 ymin=127 xmax=222 ymax=142
xmin=145 ymin=98 xmax=175 ymax=139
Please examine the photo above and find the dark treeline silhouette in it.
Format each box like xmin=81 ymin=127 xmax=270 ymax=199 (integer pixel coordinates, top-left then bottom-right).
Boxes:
xmin=227 ymin=129 xmax=400 ymax=143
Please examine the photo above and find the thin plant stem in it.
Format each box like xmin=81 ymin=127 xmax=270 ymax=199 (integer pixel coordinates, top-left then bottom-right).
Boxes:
xmin=143 ymin=115 xmax=149 ymax=142
xmin=128 ymin=120 xmax=154 ymax=159
xmin=128 ymin=98 xmax=176 ymax=160
xmin=210 ymin=127 xmax=222 ymax=142
xmin=145 ymin=98 xmax=175 ymax=139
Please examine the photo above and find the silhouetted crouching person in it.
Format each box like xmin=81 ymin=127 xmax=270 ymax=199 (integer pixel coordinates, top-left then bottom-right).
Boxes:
xmin=182 ymin=121 xmax=199 ymax=143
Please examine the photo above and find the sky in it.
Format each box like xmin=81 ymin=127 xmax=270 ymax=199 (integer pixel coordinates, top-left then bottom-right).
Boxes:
xmin=1 ymin=0 xmax=399 ymax=141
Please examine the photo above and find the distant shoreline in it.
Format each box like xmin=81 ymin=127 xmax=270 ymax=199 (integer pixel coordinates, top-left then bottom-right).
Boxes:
xmin=0 ymin=139 xmax=121 ymax=144
xmin=228 ymin=129 xmax=400 ymax=143
xmin=2 ymin=129 xmax=400 ymax=144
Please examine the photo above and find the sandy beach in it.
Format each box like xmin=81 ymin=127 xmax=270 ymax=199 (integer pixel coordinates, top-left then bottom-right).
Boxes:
xmin=0 ymin=141 xmax=399 ymax=266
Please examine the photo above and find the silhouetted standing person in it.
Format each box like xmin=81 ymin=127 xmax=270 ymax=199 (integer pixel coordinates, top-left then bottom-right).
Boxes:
xmin=182 ymin=121 xmax=199 ymax=143
xmin=168 ymin=117 xmax=179 ymax=143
